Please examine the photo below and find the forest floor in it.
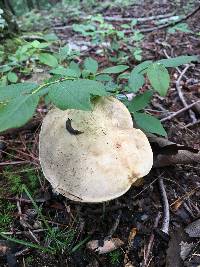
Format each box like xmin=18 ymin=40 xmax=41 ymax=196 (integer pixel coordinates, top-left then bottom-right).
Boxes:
xmin=0 ymin=1 xmax=200 ymax=266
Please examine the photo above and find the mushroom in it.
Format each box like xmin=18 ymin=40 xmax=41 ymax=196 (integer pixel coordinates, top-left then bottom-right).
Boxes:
xmin=39 ymin=96 xmax=153 ymax=203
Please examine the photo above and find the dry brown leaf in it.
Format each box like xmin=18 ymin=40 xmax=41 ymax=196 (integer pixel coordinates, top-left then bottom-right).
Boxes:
xmin=86 ymin=238 xmax=124 ymax=254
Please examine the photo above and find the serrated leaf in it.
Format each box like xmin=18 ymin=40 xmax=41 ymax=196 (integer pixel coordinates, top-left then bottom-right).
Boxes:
xmin=101 ymin=65 xmax=129 ymax=74
xmin=0 ymin=83 xmax=37 ymax=102
xmin=128 ymin=71 xmax=145 ymax=93
xmin=38 ymin=53 xmax=58 ymax=68
xmin=147 ymin=63 xmax=170 ymax=96
xmin=48 ymin=79 xmax=107 ymax=111
xmin=7 ymin=72 xmax=18 ymax=83
xmin=84 ymin=57 xmax=98 ymax=74
xmin=133 ymin=112 xmax=167 ymax=136
xmin=157 ymin=55 xmax=199 ymax=68
xmin=128 ymin=91 xmax=153 ymax=112
xmin=0 ymin=93 xmax=39 ymax=132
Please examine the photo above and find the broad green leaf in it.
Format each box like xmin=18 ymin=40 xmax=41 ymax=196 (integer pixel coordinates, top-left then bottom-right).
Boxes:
xmin=96 ymin=74 xmax=112 ymax=82
xmin=81 ymin=69 xmax=90 ymax=78
xmin=118 ymin=72 xmax=130 ymax=79
xmin=30 ymin=40 xmax=41 ymax=48
xmin=133 ymin=48 xmax=142 ymax=61
xmin=168 ymin=23 xmax=192 ymax=34
xmin=128 ymin=91 xmax=153 ymax=112
xmin=121 ymin=24 xmax=130 ymax=29
xmin=59 ymin=45 xmax=70 ymax=62
xmin=157 ymin=55 xmax=199 ymax=68
xmin=38 ymin=53 xmax=58 ymax=68
xmin=84 ymin=57 xmax=98 ymax=74
xmin=69 ymin=61 xmax=81 ymax=77
xmin=128 ymin=71 xmax=144 ymax=93
xmin=0 ymin=65 xmax=11 ymax=73
xmin=50 ymin=66 xmax=79 ymax=77
xmin=48 ymin=79 xmax=107 ymax=110
xmin=147 ymin=63 xmax=170 ymax=96
xmin=0 ymin=93 xmax=39 ymax=132
xmin=133 ymin=112 xmax=167 ymax=136
xmin=132 ymin=30 xmax=144 ymax=41
xmin=101 ymin=65 xmax=129 ymax=74
xmin=131 ymin=19 xmax=137 ymax=27
xmin=104 ymin=82 xmax=118 ymax=92
xmin=132 ymin=60 xmax=152 ymax=74
xmin=43 ymin=33 xmax=59 ymax=42
xmin=0 ymin=83 xmax=37 ymax=102
xmin=7 ymin=72 xmax=18 ymax=83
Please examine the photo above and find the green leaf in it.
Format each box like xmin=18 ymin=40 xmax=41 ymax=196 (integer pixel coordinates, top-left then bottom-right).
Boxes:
xmin=101 ymin=65 xmax=129 ymax=74
xmin=48 ymin=79 xmax=107 ymax=111
xmin=168 ymin=23 xmax=192 ymax=34
xmin=43 ymin=33 xmax=59 ymax=42
xmin=132 ymin=60 xmax=153 ymax=74
xmin=84 ymin=57 xmax=98 ymax=74
xmin=133 ymin=48 xmax=142 ymax=61
xmin=69 ymin=61 xmax=81 ymax=77
xmin=157 ymin=55 xmax=199 ymax=68
xmin=147 ymin=63 xmax=170 ymax=96
xmin=131 ymin=19 xmax=137 ymax=27
xmin=133 ymin=112 xmax=167 ymax=136
xmin=59 ymin=45 xmax=70 ymax=62
xmin=128 ymin=91 xmax=153 ymax=112
xmin=50 ymin=66 xmax=79 ymax=77
xmin=95 ymin=74 xmax=112 ymax=82
xmin=7 ymin=72 xmax=18 ymax=83
xmin=38 ymin=53 xmax=58 ymax=68
xmin=0 ymin=65 xmax=11 ymax=73
xmin=128 ymin=71 xmax=144 ymax=93
xmin=0 ymin=93 xmax=39 ymax=132
xmin=0 ymin=83 xmax=37 ymax=102
xmin=132 ymin=30 xmax=144 ymax=41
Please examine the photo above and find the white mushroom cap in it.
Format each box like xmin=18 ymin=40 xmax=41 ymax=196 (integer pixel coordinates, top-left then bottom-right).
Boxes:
xmin=39 ymin=96 xmax=153 ymax=202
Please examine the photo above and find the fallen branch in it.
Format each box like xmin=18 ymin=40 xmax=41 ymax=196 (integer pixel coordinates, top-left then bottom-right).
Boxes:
xmin=103 ymin=13 xmax=175 ymax=22
xmin=142 ymin=212 xmax=161 ymax=267
xmin=0 ymin=160 xmax=31 ymax=166
xmin=175 ymin=65 xmax=197 ymax=123
xmin=161 ymin=101 xmax=200 ymax=122
xmin=154 ymin=150 xmax=200 ymax=167
xmin=183 ymin=119 xmax=200 ymax=129
xmin=139 ymin=5 xmax=200 ymax=33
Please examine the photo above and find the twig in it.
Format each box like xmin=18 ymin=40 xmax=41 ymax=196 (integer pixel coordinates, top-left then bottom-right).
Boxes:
xmin=183 ymin=119 xmax=200 ymax=128
xmin=159 ymin=178 xmax=170 ymax=235
xmin=103 ymin=13 xmax=175 ymax=22
xmin=1 ymin=229 xmax=47 ymax=235
xmin=139 ymin=5 xmax=200 ymax=33
xmin=0 ymin=196 xmax=46 ymax=203
xmin=0 ymin=160 xmax=31 ymax=166
xmin=176 ymin=65 xmax=197 ymax=123
xmin=143 ymin=212 xmax=161 ymax=267
xmin=161 ymin=101 xmax=200 ymax=122
xmin=106 ymin=210 xmax=122 ymax=239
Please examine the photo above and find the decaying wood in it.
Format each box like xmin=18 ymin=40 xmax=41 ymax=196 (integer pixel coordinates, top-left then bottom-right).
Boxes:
xmin=153 ymin=150 xmax=200 ymax=167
